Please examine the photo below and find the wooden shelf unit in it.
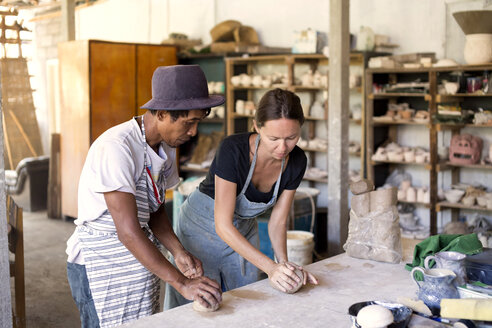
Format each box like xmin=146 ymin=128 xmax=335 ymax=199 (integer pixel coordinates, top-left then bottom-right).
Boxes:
xmin=225 ymin=52 xmax=380 ymax=191
xmin=366 ymin=64 xmax=492 ymax=235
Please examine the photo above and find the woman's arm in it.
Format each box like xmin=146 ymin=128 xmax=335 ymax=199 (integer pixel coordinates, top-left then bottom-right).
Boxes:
xmin=268 ymin=189 xmax=295 ymax=263
xmin=104 ymin=191 xmax=221 ymax=308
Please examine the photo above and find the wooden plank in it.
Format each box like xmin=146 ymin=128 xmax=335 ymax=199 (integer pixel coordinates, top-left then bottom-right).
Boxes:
xmin=428 ymin=71 xmax=438 ymax=235
xmin=47 ymin=133 xmax=61 ymax=219
xmin=59 ymin=40 xmax=90 ymax=219
xmin=0 ymin=69 xmax=13 ymax=327
xmin=61 ymin=0 xmax=75 ymax=42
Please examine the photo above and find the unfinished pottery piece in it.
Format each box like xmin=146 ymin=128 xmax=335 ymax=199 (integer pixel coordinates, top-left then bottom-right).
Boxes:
xmin=462 ymin=195 xmax=476 ymax=207
xmin=449 ymin=134 xmax=483 ymax=165
xmin=406 ymin=187 xmax=416 ymax=202
xmin=269 ymin=268 xmax=304 ymax=294
xmin=356 ymin=304 xmax=394 ymax=328
xmin=444 ymin=189 xmax=465 ymax=203
xmin=403 ymin=150 xmax=415 ymax=162
xmin=397 ymin=189 xmax=407 ymax=201
xmin=464 ymin=34 xmax=492 ymax=65
xmin=193 ymin=299 xmax=221 ymax=312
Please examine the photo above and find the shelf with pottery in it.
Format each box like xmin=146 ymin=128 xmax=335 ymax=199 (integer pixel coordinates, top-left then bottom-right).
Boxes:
xmin=436 ymin=201 xmax=492 ymax=213
xmin=369 ymin=93 xmax=428 ymax=99
xmin=398 ymin=200 xmax=432 ymax=208
xmin=365 ymin=67 xmax=436 ymax=234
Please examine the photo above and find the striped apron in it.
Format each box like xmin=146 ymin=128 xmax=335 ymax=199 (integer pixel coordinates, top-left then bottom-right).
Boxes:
xmin=76 ymin=116 xmax=165 ymax=327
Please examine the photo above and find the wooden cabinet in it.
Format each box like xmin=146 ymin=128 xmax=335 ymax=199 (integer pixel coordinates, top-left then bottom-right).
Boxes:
xmin=58 ymin=40 xmax=177 ymax=218
xmin=365 ymin=65 xmax=492 ymax=235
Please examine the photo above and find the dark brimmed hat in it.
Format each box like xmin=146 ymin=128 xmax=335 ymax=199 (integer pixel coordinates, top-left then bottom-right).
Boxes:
xmin=140 ymin=65 xmax=225 ymax=110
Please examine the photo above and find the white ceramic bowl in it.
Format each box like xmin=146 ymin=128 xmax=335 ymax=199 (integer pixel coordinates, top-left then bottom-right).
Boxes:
xmin=444 ymin=189 xmax=465 ymax=204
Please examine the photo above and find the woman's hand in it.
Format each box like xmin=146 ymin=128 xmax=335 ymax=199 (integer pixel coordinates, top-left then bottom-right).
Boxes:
xmin=268 ymin=262 xmax=319 ymax=292
xmin=174 ymin=249 xmax=204 ymax=279
xmin=180 ymin=276 xmax=222 ymax=309
xmin=268 ymin=262 xmax=302 ymax=293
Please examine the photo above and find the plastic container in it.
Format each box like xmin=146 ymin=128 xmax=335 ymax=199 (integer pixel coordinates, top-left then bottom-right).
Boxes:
xmin=464 ymin=248 xmax=492 ymax=285
xmin=286 ymin=230 xmax=314 ymax=265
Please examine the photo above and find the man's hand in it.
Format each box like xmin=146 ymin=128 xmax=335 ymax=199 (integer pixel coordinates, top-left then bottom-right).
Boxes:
xmin=179 ymin=276 xmax=222 ymax=309
xmin=174 ymin=249 xmax=204 ymax=279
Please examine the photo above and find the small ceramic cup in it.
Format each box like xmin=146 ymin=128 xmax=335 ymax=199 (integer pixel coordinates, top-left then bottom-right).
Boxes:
xmin=235 ymin=99 xmax=245 ymax=114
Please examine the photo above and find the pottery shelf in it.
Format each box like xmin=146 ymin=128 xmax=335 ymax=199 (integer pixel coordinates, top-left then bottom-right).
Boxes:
xmin=371 ymin=160 xmax=432 ymax=169
xmin=372 ymin=119 xmax=430 ymax=126
xmin=369 ymin=93 xmax=428 ymax=99
xmin=398 ymin=200 xmax=432 ymax=208
xmin=366 ymin=64 xmax=492 ymax=235
xmin=300 ymin=147 xmax=328 ymax=153
xmin=436 ymin=202 xmax=492 ymax=213
xmin=435 ymin=123 xmax=492 ymax=131
xmin=442 ymin=162 xmax=492 ymax=170
xmin=225 ymin=52 xmax=384 ymax=196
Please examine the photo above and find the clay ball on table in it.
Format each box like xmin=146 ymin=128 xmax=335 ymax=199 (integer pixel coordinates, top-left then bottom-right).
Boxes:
xmin=356 ymin=304 xmax=394 ymax=328
xmin=192 ymin=299 xmax=221 ymax=312
xmin=270 ymin=268 xmax=305 ymax=294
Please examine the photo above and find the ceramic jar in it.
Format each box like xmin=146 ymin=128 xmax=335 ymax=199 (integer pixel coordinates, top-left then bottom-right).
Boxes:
xmin=235 ymin=100 xmax=245 ymax=114
xmin=464 ymin=34 xmax=492 ymax=65
xmin=404 ymin=149 xmax=415 ymax=162
xmin=411 ymin=267 xmax=459 ymax=315
xmin=406 ymin=187 xmax=417 ymax=202
xmin=424 ymin=251 xmax=467 ymax=286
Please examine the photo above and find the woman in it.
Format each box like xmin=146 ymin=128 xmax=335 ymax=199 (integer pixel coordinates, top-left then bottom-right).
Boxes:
xmin=165 ymin=88 xmax=318 ymax=309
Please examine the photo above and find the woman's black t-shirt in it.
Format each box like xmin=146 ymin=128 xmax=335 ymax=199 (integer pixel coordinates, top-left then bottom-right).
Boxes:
xmin=198 ymin=132 xmax=307 ymax=203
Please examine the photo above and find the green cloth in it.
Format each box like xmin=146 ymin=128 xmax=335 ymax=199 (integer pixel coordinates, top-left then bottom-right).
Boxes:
xmin=405 ymin=233 xmax=483 ymax=273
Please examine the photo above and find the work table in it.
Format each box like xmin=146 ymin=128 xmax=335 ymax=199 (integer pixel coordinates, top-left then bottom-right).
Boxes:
xmin=121 ymin=253 xmax=434 ymax=327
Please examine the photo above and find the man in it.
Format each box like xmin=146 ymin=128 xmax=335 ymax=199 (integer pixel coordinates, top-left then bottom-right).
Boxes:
xmin=66 ymin=65 xmax=224 ymax=328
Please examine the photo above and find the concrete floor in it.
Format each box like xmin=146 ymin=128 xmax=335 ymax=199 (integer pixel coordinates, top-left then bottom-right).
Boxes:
xmin=16 ymin=210 xmax=421 ymax=328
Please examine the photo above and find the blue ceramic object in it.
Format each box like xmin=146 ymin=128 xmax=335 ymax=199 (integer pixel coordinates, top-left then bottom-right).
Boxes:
xmin=411 ymin=267 xmax=459 ymax=315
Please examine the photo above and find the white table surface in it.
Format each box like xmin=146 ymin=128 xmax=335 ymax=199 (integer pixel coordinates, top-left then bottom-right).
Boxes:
xmin=120 ymin=253 xmax=433 ymax=328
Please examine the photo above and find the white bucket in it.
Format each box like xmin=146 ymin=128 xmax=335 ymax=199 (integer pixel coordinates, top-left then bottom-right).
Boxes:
xmin=287 ymin=230 xmax=314 ymax=266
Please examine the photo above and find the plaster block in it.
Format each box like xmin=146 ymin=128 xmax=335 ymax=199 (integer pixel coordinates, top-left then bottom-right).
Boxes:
xmin=349 ymin=179 xmax=374 ymax=195
xmin=351 ymin=193 xmax=370 ymax=217
xmin=369 ymin=188 xmax=397 ymax=212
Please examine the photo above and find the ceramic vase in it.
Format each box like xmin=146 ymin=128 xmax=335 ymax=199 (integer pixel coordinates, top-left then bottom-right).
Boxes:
xmin=464 ymin=34 xmax=492 ymax=65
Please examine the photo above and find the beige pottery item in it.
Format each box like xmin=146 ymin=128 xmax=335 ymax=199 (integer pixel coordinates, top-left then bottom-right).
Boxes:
xmin=464 ymin=34 xmax=492 ymax=65
xmin=404 ymin=150 xmax=415 ymax=162
xmin=406 ymin=187 xmax=417 ymax=202
xmin=462 ymin=195 xmax=476 ymax=207
xmin=444 ymin=189 xmax=465 ymax=203
xmin=400 ymin=179 xmax=411 ymax=191
xmin=415 ymin=153 xmax=426 ymax=163
xmin=397 ymin=189 xmax=407 ymax=201
xmin=235 ymin=99 xmax=245 ymax=114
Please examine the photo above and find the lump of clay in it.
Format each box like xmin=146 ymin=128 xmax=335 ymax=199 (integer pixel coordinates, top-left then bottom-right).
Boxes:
xmin=356 ymin=304 xmax=394 ymax=328
xmin=192 ymin=299 xmax=221 ymax=312
xmin=270 ymin=268 xmax=305 ymax=294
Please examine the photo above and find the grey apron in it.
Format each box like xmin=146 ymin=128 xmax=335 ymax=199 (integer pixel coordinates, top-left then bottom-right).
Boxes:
xmin=164 ymin=134 xmax=285 ymax=309
xmin=76 ymin=116 xmax=165 ymax=327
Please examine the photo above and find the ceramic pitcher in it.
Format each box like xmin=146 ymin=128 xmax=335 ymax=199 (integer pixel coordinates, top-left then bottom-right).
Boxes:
xmin=424 ymin=251 xmax=467 ymax=286
xmin=411 ymin=267 xmax=459 ymax=315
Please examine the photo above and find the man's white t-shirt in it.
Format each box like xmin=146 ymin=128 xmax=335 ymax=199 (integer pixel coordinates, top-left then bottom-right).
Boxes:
xmin=66 ymin=118 xmax=180 ymax=264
